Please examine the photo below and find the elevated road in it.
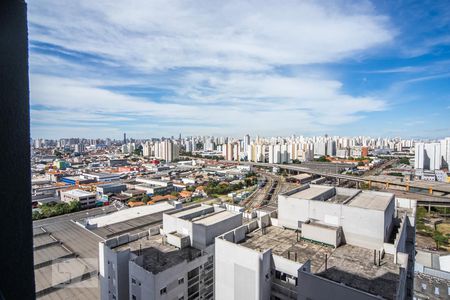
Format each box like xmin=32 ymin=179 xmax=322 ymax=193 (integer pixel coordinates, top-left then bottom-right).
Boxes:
xmin=223 ymin=161 xmax=450 ymax=196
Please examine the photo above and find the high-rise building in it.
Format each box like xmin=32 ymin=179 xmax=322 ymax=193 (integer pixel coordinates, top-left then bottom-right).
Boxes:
xmin=314 ymin=141 xmax=327 ymax=157
xmin=143 ymin=141 xmax=152 ymax=157
xmin=440 ymin=137 xmax=450 ymax=168
xmin=415 ymin=142 xmax=441 ymax=170
xmin=326 ymin=140 xmax=336 ymax=156
xmin=74 ymin=143 xmax=85 ymax=154
xmin=123 ymin=133 xmax=127 ymax=144
xmin=243 ymin=134 xmax=250 ymax=153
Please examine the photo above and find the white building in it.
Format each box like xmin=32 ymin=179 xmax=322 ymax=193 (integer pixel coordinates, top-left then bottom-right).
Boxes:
xmin=153 ymin=140 xmax=180 ymax=162
xmin=415 ymin=142 xmax=441 ymax=170
xmin=215 ymin=185 xmax=416 ymax=300
xmin=60 ymin=189 xmax=96 ymax=209
xmin=314 ymin=142 xmax=327 ymax=157
xmin=440 ymin=137 xmax=450 ymax=168
xmin=99 ymin=204 xmax=242 ymax=300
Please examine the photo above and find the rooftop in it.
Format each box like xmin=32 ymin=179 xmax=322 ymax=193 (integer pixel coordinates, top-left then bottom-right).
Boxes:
xmin=285 ymin=185 xmax=394 ymax=211
xmin=62 ymin=189 xmax=95 ymax=197
xmin=117 ymin=234 xmax=201 ymax=274
xmin=238 ymin=225 xmax=401 ymax=300
xmin=170 ymin=205 xmax=212 ymax=219
xmin=347 ymin=190 xmax=393 ymax=211
xmin=87 ymin=202 xmax=176 ymax=228
xmin=288 ymin=185 xmax=334 ymax=200
xmin=192 ymin=210 xmax=236 ymax=226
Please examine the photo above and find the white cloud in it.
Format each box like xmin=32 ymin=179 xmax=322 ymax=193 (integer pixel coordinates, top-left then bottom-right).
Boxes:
xmin=28 ymin=0 xmax=394 ymax=138
xmin=29 ymin=0 xmax=393 ymax=71
xmin=30 ymin=73 xmax=386 ymax=138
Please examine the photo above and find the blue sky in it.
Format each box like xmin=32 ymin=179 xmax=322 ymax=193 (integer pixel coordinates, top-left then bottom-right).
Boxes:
xmin=28 ymin=0 xmax=450 ymax=139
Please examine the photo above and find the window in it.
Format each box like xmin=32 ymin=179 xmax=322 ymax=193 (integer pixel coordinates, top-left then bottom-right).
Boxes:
xmin=132 ymin=295 xmax=136 ymax=300
xmin=160 ymin=287 xmax=167 ymax=295
xmin=132 ymin=278 xmax=136 ymax=284
xmin=178 ymin=278 xmax=184 ymax=284
xmin=421 ymin=283 xmax=427 ymax=290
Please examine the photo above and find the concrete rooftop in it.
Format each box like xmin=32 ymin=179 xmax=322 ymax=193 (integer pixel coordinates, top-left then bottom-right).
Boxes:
xmin=192 ymin=210 xmax=236 ymax=226
xmin=239 ymin=226 xmax=401 ymax=300
xmin=348 ymin=190 xmax=393 ymax=211
xmin=117 ymin=234 xmax=201 ymax=274
xmin=288 ymin=185 xmax=334 ymax=200
xmin=87 ymin=202 xmax=175 ymax=228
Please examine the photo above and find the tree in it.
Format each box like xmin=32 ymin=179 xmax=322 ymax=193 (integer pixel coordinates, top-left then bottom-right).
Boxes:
xmin=32 ymin=210 xmax=42 ymax=220
xmin=142 ymin=194 xmax=150 ymax=204
xmin=357 ymin=161 xmax=365 ymax=167
xmin=433 ymin=230 xmax=448 ymax=249
xmin=315 ymin=156 xmax=328 ymax=162
xmin=399 ymin=157 xmax=410 ymax=165
xmin=186 ymin=186 xmax=196 ymax=192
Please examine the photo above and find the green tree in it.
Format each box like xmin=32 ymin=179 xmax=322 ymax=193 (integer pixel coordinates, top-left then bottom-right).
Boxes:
xmin=433 ymin=231 xmax=448 ymax=249
xmin=142 ymin=194 xmax=150 ymax=204
xmin=399 ymin=157 xmax=410 ymax=165
xmin=186 ymin=186 xmax=196 ymax=192
xmin=32 ymin=210 xmax=42 ymax=220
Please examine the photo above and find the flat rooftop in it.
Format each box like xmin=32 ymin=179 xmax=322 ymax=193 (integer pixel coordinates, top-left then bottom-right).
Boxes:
xmin=192 ymin=210 xmax=236 ymax=226
xmin=170 ymin=205 xmax=211 ymax=219
xmin=87 ymin=202 xmax=175 ymax=228
xmin=116 ymin=234 xmax=201 ymax=274
xmin=285 ymin=185 xmax=394 ymax=211
xmin=63 ymin=189 xmax=95 ymax=197
xmin=238 ymin=226 xmax=401 ymax=300
xmin=288 ymin=185 xmax=334 ymax=200
xmin=347 ymin=191 xmax=393 ymax=211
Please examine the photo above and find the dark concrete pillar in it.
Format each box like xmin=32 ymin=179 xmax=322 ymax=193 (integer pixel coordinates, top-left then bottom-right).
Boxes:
xmin=0 ymin=1 xmax=35 ymax=299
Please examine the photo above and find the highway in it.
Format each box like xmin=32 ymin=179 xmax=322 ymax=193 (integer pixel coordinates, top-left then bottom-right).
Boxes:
xmin=220 ymin=160 xmax=450 ymax=195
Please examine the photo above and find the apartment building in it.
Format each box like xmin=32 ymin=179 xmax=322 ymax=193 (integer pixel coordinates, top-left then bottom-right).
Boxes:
xmin=99 ymin=204 xmax=242 ymax=300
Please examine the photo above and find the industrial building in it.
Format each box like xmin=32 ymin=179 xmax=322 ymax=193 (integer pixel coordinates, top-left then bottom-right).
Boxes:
xmin=82 ymin=172 xmax=123 ymax=182
xmin=215 ymin=184 xmax=416 ymax=300
xmin=99 ymin=203 xmax=242 ymax=300
xmin=96 ymin=183 xmax=127 ymax=197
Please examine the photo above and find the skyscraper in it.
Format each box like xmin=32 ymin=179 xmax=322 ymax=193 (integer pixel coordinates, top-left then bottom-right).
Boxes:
xmin=123 ymin=133 xmax=127 ymax=144
xmin=441 ymin=137 xmax=450 ymax=168
xmin=415 ymin=142 xmax=441 ymax=170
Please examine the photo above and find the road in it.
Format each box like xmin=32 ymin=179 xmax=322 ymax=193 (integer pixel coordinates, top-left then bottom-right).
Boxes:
xmin=362 ymin=158 xmax=399 ymax=177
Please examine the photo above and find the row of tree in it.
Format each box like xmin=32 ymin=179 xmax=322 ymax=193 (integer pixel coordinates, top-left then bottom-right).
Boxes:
xmin=32 ymin=201 xmax=81 ymax=220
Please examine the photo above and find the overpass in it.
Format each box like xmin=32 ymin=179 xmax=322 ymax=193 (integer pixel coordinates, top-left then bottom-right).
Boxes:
xmin=224 ymin=160 xmax=450 ymax=196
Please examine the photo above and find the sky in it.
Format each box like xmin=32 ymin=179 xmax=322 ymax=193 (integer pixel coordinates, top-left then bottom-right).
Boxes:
xmin=28 ymin=0 xmax=450 ymax=139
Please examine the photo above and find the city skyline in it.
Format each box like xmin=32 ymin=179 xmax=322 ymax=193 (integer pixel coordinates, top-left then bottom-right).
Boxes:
xmin=28 ymin=0 xmax=450 ymax=139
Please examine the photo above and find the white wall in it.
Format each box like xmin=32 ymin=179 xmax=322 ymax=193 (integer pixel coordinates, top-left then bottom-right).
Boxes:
xmin=278 ymin=195 xmax=390 ymax=249
xmin=297 ymin=270 xmax=379 ymax=300
xmin=99 ymin=242 xmax=132 ymax=300
xmin=215 ymin=238 xmax=271 ymax=300
xmin=129 ymin=251 xmax=211 ymax=300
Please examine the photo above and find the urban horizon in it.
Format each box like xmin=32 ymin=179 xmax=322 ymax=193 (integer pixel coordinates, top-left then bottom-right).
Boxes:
xmin=31 ymin=133 xmax=450 ymax=141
